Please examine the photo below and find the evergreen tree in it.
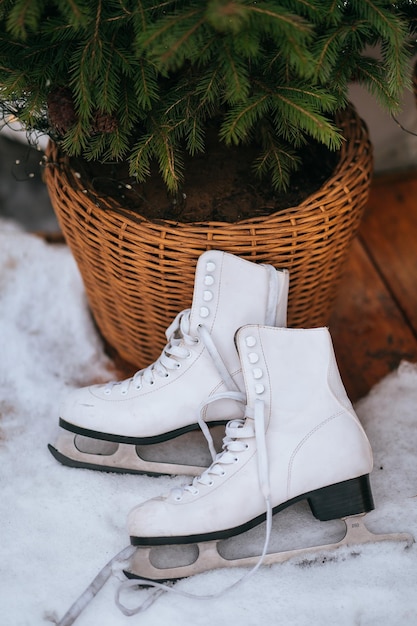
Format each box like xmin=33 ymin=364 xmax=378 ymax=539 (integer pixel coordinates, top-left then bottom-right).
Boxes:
xmin=0 ymin=1 xmax=415 ymax=193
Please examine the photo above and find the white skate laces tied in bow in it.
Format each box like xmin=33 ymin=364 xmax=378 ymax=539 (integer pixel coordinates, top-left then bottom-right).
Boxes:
xmin=115 ymin=397 xmax=272 ymax=615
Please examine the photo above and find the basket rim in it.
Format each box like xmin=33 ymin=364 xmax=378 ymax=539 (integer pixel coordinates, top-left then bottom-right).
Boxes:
xmin=45 ymin=104 xmax=371 ymax=228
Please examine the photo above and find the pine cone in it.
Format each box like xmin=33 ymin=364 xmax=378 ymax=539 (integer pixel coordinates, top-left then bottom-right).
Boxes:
xmin=91 ymin=110 xmax=119 ymax=134
xmin=47 ymin=87 xmax=78 ymax=136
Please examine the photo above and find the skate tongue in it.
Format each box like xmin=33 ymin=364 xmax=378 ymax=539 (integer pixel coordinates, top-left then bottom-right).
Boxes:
xmin=262 ymin=263 xmax=281 ymax=326
xmin=254 ymin=398 xmax=270 ymax=501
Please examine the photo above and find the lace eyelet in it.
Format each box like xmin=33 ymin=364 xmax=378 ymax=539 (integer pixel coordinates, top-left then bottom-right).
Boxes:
xmin=174 ymin=495 xmax=182 ymax=502
xmin=135 ymin=384 xmax=142 ymax=390
xmin=220 ymin=470 xmax=226 ymax=476
xmin=149 ymin=380 xmax=155 ymax=385
xmin=245 ymin=444 xmax=249 ymax=450
xmin=207 ymin=480 xmax=214 ymax=487
xmin=104 ymin=389 xmax=111 ymax=395
xmin=121 ymin=389 xmax=128 ymax=395
xmin=233 ymin=457 xmax=239 ymax=463
xmin=175 ymin=362 xmax=181 ymax=369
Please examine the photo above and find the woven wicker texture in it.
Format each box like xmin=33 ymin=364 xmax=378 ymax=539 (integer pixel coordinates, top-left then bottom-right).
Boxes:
xmin=44 ymin=105 xmax=372 ymax=368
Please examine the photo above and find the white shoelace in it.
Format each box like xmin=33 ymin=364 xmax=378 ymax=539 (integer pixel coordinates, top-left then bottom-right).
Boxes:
xmin=103 ymin=309 xmax=198 ymax=394
xmin=115 ymin=398 xmax=272 ymax=615
xmin=56 ymin=544 xmax=137 ymax=626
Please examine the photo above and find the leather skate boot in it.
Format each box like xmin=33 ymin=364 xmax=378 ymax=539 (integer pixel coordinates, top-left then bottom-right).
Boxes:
xmin=48 ymin=252 xmax=289 ymax=475
xmin=126 ymin=325 xmax=375 ymax=578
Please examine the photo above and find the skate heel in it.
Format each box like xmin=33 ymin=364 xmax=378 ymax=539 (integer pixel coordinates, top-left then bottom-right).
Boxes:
xmin=307 ymin=475 xmax=374 ymax=521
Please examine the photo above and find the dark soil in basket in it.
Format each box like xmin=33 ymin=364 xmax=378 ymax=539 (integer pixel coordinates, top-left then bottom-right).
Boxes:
xmin=70 ymin=137 xmax=339 ymax=224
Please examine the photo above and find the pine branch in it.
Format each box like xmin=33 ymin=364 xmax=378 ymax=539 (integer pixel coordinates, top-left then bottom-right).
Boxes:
xmin=153 ymin=125 xmax=184 ymax=192
xmin=60 ymin=117 xmax=92 ymax=156
xmin=130 ymin=132 xmax=155 ymax=181
xmin=245 ymin=2 xmax=312 ymax=34
xmin=217 ymin=39 xmax=251 ymax=103
xmin=5 ymin=0 xmax=43 ymax=39
xmin=351 ymin=0 xmax=410 ymax=101
xmin=219 ymin=95 xmax=270 ymax=145
xmin=312 ymin=26 xmax=352 ymax=82
xmin=0 ymin=0 xmax=413 ymax=193
xmin=271 ymin=90 xmax=342 ymax=150
xmin=136 ymin=5 xmax=206 ymax=70
xmin=132 ymin=59 xmax=159 ymax=110
xmin=184 ymin=117 xmax=205 ymax=155
xmin=353 ymin=56 xmax=401 ymax=109
xmin=54 ymin=0 xmax=93 ymax=30
xmin=254 ymin=127 xmax=301 ymax=192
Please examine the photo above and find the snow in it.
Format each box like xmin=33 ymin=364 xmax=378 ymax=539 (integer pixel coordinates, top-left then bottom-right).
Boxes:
xmin=0 ymin=219 xmax=416 ymax=626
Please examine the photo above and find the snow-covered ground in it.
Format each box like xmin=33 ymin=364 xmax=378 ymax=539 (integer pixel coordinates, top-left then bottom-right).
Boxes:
xmin=1 ymin=220 xmax=416 ymax=626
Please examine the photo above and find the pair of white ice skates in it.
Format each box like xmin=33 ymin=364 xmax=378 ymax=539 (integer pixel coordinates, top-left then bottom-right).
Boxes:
xmin=49 ymin=250 xmax=412 ymax=589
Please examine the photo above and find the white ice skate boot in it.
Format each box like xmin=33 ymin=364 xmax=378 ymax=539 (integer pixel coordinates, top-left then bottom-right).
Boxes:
xmin=125 ymin=325 xmax=412 ymax=582
xmin=48 ymin=251 xmax=289 ymax=475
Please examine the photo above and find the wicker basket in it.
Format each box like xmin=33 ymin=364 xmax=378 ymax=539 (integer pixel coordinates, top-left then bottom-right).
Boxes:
xmin=44 ymin=105 xmax=372 ymax=368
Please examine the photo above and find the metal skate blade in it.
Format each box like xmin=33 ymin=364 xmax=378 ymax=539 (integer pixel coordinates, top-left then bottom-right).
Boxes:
xmin=125 ymin=507 xmax=414 ymax=581
xmin=74 ymin=437 xmax=119 ymax=455
xmin=49 ymin=425 xmax=225 ymax=476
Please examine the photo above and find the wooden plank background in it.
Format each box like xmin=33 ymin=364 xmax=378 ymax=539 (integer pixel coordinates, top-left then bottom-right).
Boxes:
xmin=330 ymin=171 xmax=417 ymax=401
